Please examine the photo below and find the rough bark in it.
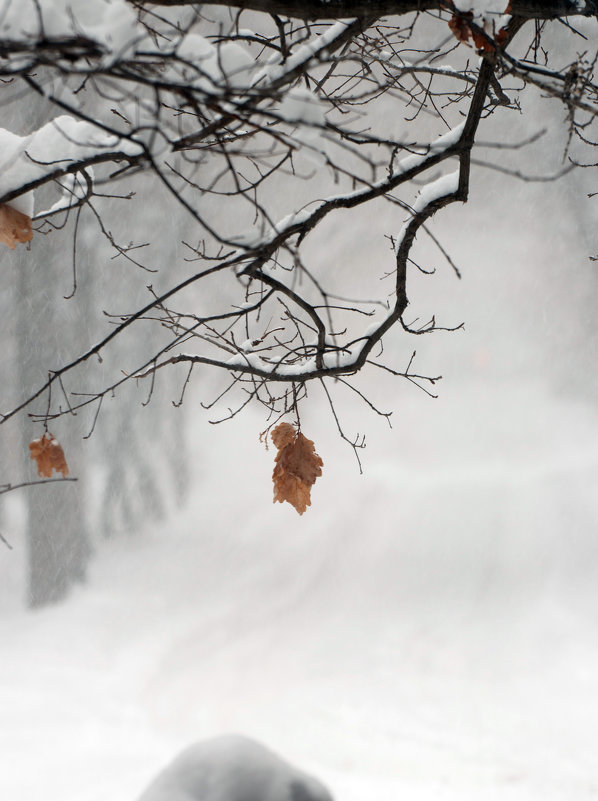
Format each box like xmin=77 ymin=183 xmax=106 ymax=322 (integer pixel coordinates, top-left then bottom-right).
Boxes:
xmin=137 ymin=0 xmax=597 ymax=21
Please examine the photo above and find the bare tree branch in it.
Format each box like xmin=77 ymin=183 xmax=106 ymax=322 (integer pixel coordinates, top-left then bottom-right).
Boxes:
xmin=135 ymin=0 xmax=597 ymax=23
xmin=0 ymin=0 xmax=595 ymax=465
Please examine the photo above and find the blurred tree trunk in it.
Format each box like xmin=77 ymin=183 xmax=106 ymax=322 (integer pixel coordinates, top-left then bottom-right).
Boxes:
xmin=24 ymin=484 xmax=89 ymax=608
xmin=15 ymin=237 xmax=91 ymax=608
xmin=11 ymin=82 xmax=90 ymax=607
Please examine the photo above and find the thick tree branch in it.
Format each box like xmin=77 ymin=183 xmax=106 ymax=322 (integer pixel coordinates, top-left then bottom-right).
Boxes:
xmin=136 ymin=0 xmax=597 ymax=21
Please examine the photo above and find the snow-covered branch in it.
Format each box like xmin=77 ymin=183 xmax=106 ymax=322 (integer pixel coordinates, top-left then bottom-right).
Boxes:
xmin=0 ymin=0 xmax=595 ymax=457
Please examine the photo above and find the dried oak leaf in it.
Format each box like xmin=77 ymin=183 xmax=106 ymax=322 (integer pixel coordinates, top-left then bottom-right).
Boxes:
xmin=271 ymin=422 xmax=323 ymax=515
xmin=448 ymin=4 xmax=511 ymax=53
xmin=495 ymin=25 xmax=509 ymax=48
xmin=448 ymin=11 xmax=473 ymax=44
xmin=29 ymin=433 xmax=69 ymax=478
xmin=470 ymin=26 xmax=494 ymax=52
xmin=0 ymin=204 xmax=33 ymax=250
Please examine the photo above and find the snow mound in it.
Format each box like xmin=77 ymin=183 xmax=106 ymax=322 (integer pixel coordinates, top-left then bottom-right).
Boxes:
xmin=138 ymin=735 xmax=333 ymax=801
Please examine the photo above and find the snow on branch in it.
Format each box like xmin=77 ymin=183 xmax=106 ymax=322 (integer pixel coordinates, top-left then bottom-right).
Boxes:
xmin=0 ymin=0 xmax=141 ymax=62
xmin=0 ymin=0 xmax=595 ymax=464
xmin=0 ymin=115 xmax=142 ymax=215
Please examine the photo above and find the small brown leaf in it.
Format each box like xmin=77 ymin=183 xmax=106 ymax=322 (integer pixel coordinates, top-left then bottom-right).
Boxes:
xmin=0 ymin=204 xmax=33 ymax=250
xmin=448 ymin=12 xmax=473 ymax=44
xmin=29 ymin=433 xmax=69 ymax=478
xmin=495 ymin=25 xmax=509 ymax=48
xmin=470 ymin=26 xmax=494 ymax=52
xmin=271 ymin=423 xmax=323 ymax=515
xmin=448 ymin=5 xmax=511 ymax=53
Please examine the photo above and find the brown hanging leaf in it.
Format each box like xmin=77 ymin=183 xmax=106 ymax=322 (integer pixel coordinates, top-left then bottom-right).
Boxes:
xmin=448 ymin=11 xmax=473 ymax=45
xmin=0 ymin=204 xmax=33 ymax=250
xmin=271 ymin=423 xmax=323 ymax=515
xmin=29 ymin=433 xmax=69 ymax=478
xmin=470 ymin=26 xmax=493 ymax=52
xmin=448 ymin=3 xmax=511 ymax=53
xmin=495 ymin=25 xmax=509 ymax=48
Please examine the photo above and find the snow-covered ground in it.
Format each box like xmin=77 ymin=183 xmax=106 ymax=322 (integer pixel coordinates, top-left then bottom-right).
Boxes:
xmin=2 ymin=48 xmax=597 ymax=799
xmin=1 ymin=373 xmax=598 ymax=801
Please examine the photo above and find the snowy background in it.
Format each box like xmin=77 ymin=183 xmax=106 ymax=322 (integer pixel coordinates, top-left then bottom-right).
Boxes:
xmin=1 ymin=10 xmax=598 ymax=801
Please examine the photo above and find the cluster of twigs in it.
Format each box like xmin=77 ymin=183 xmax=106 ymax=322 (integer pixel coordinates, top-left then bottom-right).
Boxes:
xmin=0 ymin=1 xmax=596 ymax=462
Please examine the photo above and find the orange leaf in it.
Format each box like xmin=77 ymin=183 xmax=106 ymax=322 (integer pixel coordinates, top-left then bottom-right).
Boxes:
xmin=0 ymin=204 xmax=33 ymax=250
xmin=29 ymin=433 xmax=69 ymax=478
xmin=271 ymin=423 xmax=323 ymax=515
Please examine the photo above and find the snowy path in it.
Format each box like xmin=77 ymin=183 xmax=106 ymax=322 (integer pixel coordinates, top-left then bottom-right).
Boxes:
xmin=1 ymin=379 xmax=598 ymax=801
